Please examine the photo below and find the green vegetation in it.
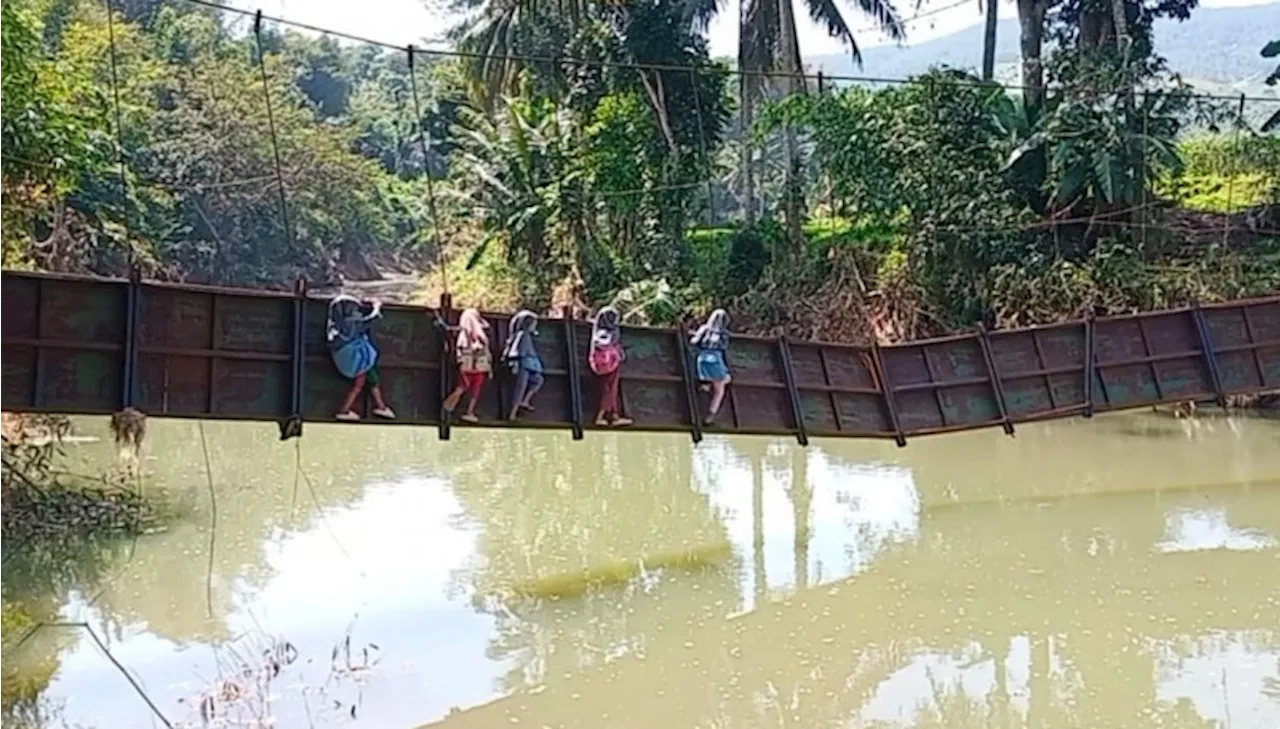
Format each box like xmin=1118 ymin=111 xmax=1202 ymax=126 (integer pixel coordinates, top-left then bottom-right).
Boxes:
xmin=1 ymin=0 xmax=1277 ymax=341
xmin=1 ymin=414 xmax=163 ymax=725
xmin=1163 ymin=135 xmax=1280 ymax=212
xmin=1 ymin=415 xmax=162 ymax=548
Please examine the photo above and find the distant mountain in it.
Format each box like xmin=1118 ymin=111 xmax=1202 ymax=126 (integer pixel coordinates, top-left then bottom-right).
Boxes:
xmin=809 ymin=3 xmax=1280 ymax=95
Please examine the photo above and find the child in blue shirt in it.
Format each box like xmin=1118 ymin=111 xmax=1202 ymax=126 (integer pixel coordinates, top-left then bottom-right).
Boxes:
xmin=327 ymin=295 xmax=396 ymax=422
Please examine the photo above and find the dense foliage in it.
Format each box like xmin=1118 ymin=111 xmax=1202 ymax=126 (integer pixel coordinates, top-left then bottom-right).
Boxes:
xmin=1 ymin=0 xmax=1276 ymax=339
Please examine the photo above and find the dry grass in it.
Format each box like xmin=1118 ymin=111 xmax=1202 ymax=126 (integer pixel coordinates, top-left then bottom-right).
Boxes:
xmin=177 ymin=626 xmax=381 ymax=728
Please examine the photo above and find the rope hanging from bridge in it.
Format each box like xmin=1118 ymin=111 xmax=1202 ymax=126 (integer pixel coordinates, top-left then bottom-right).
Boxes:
xmin=253 ymin=11 xmax=297 ymax=260
xmin=408 ymin=45 xmax=450 ymax=296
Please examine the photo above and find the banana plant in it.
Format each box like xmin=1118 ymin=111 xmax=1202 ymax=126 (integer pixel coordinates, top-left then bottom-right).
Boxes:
xmin=450 ymin=97 xmax=586 ymax=272
xmin=1002 ymin=80 xmax=1184 ymax=215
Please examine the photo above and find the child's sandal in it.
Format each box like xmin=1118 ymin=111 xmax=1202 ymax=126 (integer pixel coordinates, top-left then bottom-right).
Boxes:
xmin=335 ymin=411 xmax=361 ymax=422
xmin=372 ymin=407 xmax=396 ymax=419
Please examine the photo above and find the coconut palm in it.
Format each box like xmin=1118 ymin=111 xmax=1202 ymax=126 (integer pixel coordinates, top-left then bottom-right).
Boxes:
xmin=981 ymin=0 xmax=998 ymax=80
xmin=734 ymin=0 xmax=907 ymax=231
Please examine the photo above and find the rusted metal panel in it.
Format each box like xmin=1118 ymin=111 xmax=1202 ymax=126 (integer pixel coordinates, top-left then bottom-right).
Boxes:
xmin=988 ymin=323 xmax=1086 ymax=419
xmin=724 ymin=337 xmax=792 ymax=433
xmin=3 ymin=269 xmax=1278 ymax=445
xmin=1203 ymin=300 xmax=1280 ymax=393
xmin=881 ymin=335 xmax=1004 ymax=434
xmin=1087 ymin=307 xmax=1241 ymax=411
xmin=788 ymin=342 xmax=893 ymax=437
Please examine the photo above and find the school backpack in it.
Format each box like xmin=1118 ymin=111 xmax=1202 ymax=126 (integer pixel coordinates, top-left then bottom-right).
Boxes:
xmin=589 ymin=342 xmax=623 ymax=376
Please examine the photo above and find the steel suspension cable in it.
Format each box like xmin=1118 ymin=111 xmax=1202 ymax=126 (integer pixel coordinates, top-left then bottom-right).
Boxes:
xmin=408 ymin=45 xmax=449 ymax=295
xmin=171 ymin=0 xmax=1278 ymax=105
xmin=253 ymin=11 xmax=296 ymax=260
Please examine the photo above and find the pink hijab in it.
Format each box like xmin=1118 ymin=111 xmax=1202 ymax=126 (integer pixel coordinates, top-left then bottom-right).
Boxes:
xmin=456 ymin=308 xmax=489 ymax=350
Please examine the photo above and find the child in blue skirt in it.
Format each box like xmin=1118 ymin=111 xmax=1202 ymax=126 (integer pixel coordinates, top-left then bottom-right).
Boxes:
xmin=327 ymin=294 xmax=396 ymax=422
xmin=691 ymin=308 xmax=731 ymax=425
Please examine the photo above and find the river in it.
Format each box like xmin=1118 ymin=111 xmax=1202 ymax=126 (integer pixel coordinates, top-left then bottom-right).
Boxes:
xmin=2 ymin=412 xmax=1279 ymax=728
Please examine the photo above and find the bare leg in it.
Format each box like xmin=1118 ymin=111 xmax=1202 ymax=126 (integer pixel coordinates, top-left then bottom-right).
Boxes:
xmin=370 ymin=386 xmax=390 ymax=411
xmin=520 ymin=372 xmax=545 ymax=408
xmin=510 ymin=369 xmax=530 ymax=420
xmin=707 ymin=379 xmax=727 ymax=423
xmin=443 ymin=385 xmax=466 ymax=412
xmin=337 ymin=374 xmax=367 ymax=417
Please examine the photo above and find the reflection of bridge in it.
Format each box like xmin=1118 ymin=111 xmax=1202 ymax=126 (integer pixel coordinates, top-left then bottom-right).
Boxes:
xmin=3 ymin=269 xmax=1278 ymax=445
xmin=425 ymin=493 xmax=1280 ymax=729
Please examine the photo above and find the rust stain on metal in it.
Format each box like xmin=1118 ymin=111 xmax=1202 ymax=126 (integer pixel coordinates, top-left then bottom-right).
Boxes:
xmin=3 ymin=270 xmax=1279 ymax=444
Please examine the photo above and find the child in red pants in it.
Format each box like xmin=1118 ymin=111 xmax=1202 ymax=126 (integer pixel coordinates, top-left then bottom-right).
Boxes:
xmin=443 ymin=308 xmax=491 ymax=422
xmin=589 ymin=306 xmax=631 ymax=426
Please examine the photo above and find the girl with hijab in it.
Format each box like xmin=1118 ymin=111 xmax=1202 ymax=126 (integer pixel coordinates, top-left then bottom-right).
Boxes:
xmin=326 ymin=294 xmax=396 ymax=421
xmin=690 ymin=308 xmax=731 ymax=425
xmin=588 ymin=306 xmax=632 ymax=426
xmin=503 ymin=310 xmax=544 ymax=420
xmin=443 ymin=307 xmax=490 ymax=423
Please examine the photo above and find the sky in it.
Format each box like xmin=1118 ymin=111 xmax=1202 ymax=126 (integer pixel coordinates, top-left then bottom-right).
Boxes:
xmin=227 ymin=0 xmax=1278 ymax=65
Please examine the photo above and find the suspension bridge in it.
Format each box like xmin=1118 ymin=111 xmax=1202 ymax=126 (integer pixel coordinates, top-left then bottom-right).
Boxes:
xmin=1 ymin=269 xmax=1277 ymax=445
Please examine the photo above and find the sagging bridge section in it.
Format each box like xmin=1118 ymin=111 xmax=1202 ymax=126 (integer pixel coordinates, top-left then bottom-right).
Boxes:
xmin=1 ymin=270 xmax=1278 ymax=445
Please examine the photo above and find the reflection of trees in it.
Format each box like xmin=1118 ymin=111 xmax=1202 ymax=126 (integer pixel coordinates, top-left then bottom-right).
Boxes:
xmin=789 ymin=446 xmax=811 ymax=592
xmin=731 ymin=438 xmax=813 ymax=599
xmin=442 ymin=430 xmax=739 ymax=695
xmin=431 ymin=470 xmax=1280 ymax=729
xmin=8 ymin=418 xmax=443 ymax=646
xmin=1 ymin=534 xmax=135 ymax=716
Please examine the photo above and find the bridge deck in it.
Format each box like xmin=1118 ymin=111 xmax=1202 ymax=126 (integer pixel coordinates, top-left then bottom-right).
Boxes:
xmin=2 ymin=270 xmax=1278 ymax=443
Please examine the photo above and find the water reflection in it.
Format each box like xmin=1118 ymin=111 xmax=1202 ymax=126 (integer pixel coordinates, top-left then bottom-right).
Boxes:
xmin=1 ymin=413 xmax=1277 ymax=729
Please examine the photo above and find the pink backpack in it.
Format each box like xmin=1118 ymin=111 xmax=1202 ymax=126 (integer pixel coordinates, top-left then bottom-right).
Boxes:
xmin=589 ymin=343 xmax=622 ymax=375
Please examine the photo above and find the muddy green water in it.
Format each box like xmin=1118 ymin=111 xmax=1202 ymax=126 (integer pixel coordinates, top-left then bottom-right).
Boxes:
xmin=3 ymin=413 xmax=1279 ymax=728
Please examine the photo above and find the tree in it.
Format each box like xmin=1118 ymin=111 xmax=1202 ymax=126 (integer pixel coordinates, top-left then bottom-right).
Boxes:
xmin=981 ymin=0 xmax=998 ymax=81
xmin=444 ymin=0 xmax=592 ymax=110
xmin=735 ymin=0 xmax=907 ymax=230
xmin=451 ymin=96 xmax=585 ymax=296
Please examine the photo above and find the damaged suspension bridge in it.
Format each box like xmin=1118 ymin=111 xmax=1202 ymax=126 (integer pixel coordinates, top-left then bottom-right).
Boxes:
xmin=2 ymin=269 xmax=1278 ymax=445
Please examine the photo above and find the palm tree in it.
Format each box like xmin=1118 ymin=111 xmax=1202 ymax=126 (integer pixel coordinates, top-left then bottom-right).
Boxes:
xmin=981 ymin=0 xmax=998 ymax=81
xmin=734 ymin=0 xmax=907 ymax=231
xmin=446 ymin=0 xmax=594 ymax=110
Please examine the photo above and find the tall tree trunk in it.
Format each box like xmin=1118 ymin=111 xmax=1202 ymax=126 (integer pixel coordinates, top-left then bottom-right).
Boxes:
xmin=777 ymin=0 xmax=805 ymax=252
xmin=1110 ymin=0 xmax=1131 ymax=55
xmin=1015 ymin=0 xmax=1047 ymax=111
xmin=982 ymin=0 xmax=999 ymax=81
xmin=740 ymin=85 xmax=756 ymax=223
xmin=1016 ymin=0 xmax=1049 ymax=208
xmin=738 ymin=0 xmax=757 ymax=224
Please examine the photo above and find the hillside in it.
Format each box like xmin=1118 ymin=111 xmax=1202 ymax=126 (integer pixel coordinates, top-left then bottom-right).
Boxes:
xmin=810 ymin=3 xmax=1280 ymax=95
